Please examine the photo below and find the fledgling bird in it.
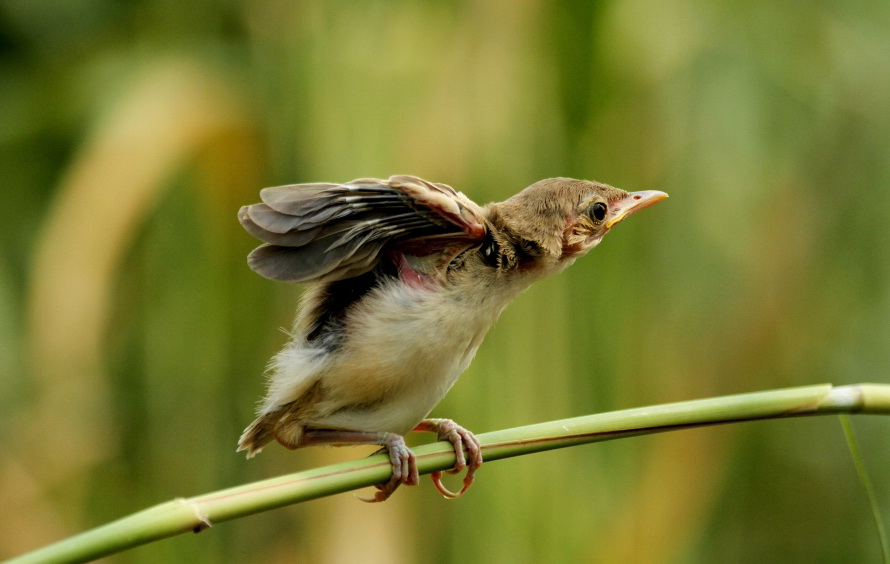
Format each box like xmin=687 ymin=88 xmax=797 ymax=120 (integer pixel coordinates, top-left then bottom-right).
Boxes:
xmin=237 ymin=175 xmax=666 ymax=501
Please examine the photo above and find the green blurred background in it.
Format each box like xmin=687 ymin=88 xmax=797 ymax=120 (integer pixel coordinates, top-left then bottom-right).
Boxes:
xmin=2 ymin=1 xmax=889 ymax=562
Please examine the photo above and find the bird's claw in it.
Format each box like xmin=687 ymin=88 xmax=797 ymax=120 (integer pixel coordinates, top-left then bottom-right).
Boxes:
xmin=357 ymin=420 xmax=483 ymax=502
xmin=424 ymin=419 xmax=483 ymax=498
xmin=357 ymin=434 xmax=419 ymax=503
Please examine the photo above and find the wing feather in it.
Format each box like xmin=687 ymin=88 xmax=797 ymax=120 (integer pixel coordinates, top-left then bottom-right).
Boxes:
xmin=239 ymin=175 xmax=487 ymax=283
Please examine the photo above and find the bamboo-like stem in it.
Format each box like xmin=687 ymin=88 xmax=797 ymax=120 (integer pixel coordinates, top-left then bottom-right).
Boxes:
xmin=7 ymin=383 xmax=890 ymax=564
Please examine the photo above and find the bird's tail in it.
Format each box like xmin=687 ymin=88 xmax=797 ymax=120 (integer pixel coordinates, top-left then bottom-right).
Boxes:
xmin=236 ymin=414 xmax=277 ymax=458
xmin=237 ymin=402 xmax=309 ymax=457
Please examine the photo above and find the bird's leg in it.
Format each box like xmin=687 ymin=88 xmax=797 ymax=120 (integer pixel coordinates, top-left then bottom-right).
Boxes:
xmin=301 ymin=429 xmax=419 ymax=503
xmin=413 ymin=418 xmax=483 ymax=498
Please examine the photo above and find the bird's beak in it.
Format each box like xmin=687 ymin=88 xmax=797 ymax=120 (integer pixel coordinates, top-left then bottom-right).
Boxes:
xmin=605 ymin=190 xmax=669 ymax=229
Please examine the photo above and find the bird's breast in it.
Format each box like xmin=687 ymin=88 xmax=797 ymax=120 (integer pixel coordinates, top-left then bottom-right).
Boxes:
xmin=313 ymin=276 xmax=515 ymax=435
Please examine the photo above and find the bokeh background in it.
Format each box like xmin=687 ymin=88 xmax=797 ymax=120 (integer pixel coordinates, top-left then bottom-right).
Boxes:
xmin=2 ymin=1 xmax=890 ymax=562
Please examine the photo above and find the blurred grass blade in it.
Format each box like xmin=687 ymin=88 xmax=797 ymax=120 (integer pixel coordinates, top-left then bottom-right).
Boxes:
xmin=23 ymin=60 xmax=253 ymax=486
xmin=840 ymin=415 xmax=890 ymax=564
xmin=7 ymin=383 xmax=890 ymax=564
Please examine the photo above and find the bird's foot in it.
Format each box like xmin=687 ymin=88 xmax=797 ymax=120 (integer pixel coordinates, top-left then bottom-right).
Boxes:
xmin=358 ymin=433 xmax=420 ymax=503
xmin=300 ymin=429 xmax=420 ymax=503
xmin=415 ymin=418 xmax=483 ymax=498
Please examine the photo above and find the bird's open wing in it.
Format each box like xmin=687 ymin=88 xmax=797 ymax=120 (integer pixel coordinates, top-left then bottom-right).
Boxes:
xmin=239 ymin=175 xmax=487 ymax=283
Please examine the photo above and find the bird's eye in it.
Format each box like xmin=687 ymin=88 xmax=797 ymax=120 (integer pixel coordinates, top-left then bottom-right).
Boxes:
xmin=591 ymin=202 xmax=607 ymax=221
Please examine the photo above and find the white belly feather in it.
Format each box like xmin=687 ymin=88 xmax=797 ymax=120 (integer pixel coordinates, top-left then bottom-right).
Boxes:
xmin=260 ymin=277 xmax=520 ymax=435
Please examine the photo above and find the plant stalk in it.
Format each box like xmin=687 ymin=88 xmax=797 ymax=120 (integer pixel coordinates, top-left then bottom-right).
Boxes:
xmin=7 ymin=383 xmax=890 ymax=564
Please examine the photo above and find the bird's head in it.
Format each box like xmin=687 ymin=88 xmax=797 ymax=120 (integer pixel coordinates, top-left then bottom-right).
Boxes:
xmin=492 ymin=178 xmax=668 ymax=263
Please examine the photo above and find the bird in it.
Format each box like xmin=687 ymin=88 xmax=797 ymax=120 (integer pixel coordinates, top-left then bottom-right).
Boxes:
xmin=236 ymin=175 xmax=667 ymax=502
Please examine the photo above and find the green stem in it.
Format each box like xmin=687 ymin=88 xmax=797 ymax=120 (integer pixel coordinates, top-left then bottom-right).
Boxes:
xmin=840 ymin=414 xmax=890 ymax=564
xmin=7 ymin=383 xmax=890 ymax=564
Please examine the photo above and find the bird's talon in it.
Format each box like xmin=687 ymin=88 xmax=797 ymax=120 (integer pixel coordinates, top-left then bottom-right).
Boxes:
xmin=430 ymin=471 xmax=461 ymax=498
xmin=355 ymin=492 xmax=381 ymax=503
xmin=430 ymin=469 xmax=475 ymax=499
xmin=417 ymin=419 xmax=483 ymax=499
xmin=356 ymin=485 xmax=393 ymax=503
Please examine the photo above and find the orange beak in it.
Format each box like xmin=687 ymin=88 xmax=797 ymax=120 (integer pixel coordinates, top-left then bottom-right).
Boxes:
xmin=605 ymin=190 xmax=669 ymax=229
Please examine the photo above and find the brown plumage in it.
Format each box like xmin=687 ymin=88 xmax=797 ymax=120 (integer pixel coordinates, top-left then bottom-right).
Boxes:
xmin=237 ymin=175 xmax=667 ymax=501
